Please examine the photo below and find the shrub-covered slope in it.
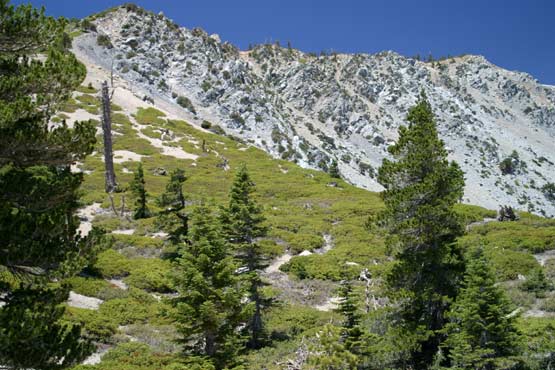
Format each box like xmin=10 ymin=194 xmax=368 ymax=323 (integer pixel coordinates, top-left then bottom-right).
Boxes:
xmin=59 ymin=56 xmax=555 ymax=368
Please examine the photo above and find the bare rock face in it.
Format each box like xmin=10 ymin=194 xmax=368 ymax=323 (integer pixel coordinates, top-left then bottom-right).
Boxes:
xmin=75 ymin=5 xmax=555 ymax=216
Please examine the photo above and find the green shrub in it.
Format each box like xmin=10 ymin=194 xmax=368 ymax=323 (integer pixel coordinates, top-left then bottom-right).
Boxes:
xmin=72 ymin=342 xmax=184 ymax=370
xmin=98 ymin=296 xmax=159 ymax=326
xmin=76 ymin=83 xmax=98 ymax=94
xmin=287 ymin=233 xmax=324 ymax=254
xmin=499 ymin=150 xmax=524 ymax=175
xmin=545 ymin=259 xmax=555 ymax=280
xmin=80 ymin=18 xmax=96 ymax=32
xmin=229 ymin=112 xmax=245 ymax=125
xmin=209 ymin=124 xmax=225 ymax=135
xmin=520 ymin=269 xmax=553 ymax=298
xmin=265 ymin=304 xmax=337 ymax=340
xmin=539 ymin=297 xmax=555 ymax=312
xmin=64 ymin=307 xmax=117 ymax=342
xmin=124 ymin=258 xmax=173 ymax=293
xmin=66 ymin=276 xmax=111 ymax=297
xmin=485 ymin=248 xmax=539 ymax=281
xmin=135 ymin=107 xmax=166 ymax=125
xmin=95 ymin=249 xmax=131 ymax=278
xmin=542 ymin=182 xmax=555 ymax=202
xmin=454 ymin=203 xmax=497 ymax=224
xmin=201 ymin=80 xmax=211 ymax=92
xmin=97 ymin=34 xmax=112 ymax=48
xmin=176 ymin=96 xmax=196 ymax=114
xmin=200 ymin=120 xmax=212 ymax=129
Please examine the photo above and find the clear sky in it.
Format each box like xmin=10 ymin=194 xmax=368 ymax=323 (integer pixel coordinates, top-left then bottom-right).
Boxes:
xmin=12 ymin=0 xmax=555 ymax=85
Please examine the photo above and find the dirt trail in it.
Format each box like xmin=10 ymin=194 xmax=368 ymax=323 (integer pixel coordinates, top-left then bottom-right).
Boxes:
xmin=264 ymin=253 xmax=293 ymax=274
xmin=76 ymin=203 xmax=103 ymax=237
xmin=466 ymin=217 xmax=497 ymax=231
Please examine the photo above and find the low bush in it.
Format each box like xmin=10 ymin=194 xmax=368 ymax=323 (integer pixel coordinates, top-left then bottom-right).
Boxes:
xmin=542 ymin=182 xmax=555 ymax=202
xmin=176 ymin=96 xmax=196 ymax=114
xmin=539 ymin=297 xmax=555 ymax=312
xmin=64 ymin=307 xmax=118 ymax=342
xmin=520 ymin=269 xmax=553 ymax=298
xmin=97 ymin=34 xmax=112 ymax=48
xmin=95 ymin=249 xmax=131 ymax=278
xmin=287 ymin=233 xmax=324 ymax=254
xmin=124 ymin=258 xmax=173 ymax=293
xmin=265 ymin=304 xmax=337 ymax=340
xmin=72 ymin=342 xmax=185 ymax=370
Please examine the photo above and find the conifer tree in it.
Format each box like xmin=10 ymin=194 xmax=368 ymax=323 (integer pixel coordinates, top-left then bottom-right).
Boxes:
xmin=444 ymin=248 xmax=522 ymax=369
xmin=336 ymin=278 xmax=366 ymax=357
xmin=170 ymin=203 xmax=245 ymax=368
xmin=308 ymin=324 xmax=360 ymax=369
xmin=377 ymin=92 xmax=466 ymax=368
xmin=130 ymin=163 xmax=150 ymax=219
xmin=0 ymin=0 xmax=97 ymax=367
xmin=220 ymin=164 xmax=269 ymax=349
xmin=329 ymin=160 xmax=341 ymax=179
xmin=158 ymin=168 xmax=189 ymax=244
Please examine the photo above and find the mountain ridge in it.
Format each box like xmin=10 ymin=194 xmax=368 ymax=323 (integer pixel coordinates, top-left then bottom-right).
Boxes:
xmin=73 ymin=4 xmax=555 ymax=216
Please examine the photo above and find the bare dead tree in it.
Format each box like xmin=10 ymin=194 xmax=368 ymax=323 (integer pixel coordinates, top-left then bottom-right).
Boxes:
xmin=101 ymin=80 xmax=117 ymax=194
xmin=359 ymin=267 xmax=379 ymax=312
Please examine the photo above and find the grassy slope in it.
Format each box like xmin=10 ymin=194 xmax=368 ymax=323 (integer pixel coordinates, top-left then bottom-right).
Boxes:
xmin=62 ymin=87 xmax=555 ymax=369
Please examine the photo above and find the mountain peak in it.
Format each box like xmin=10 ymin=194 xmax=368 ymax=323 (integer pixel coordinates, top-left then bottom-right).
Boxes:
xmin=73 ymin=7 xmax=555 ymax=216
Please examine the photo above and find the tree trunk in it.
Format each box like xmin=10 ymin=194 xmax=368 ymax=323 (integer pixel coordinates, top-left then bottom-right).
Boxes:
xmin=204 ymin=331 xmax=216 ymax=356
xmin=101 ymin=80 xmax=117 ymax=193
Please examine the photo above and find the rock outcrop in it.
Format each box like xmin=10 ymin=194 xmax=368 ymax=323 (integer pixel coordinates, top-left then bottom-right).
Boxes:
xmin=73 ymin=5 xmax=555 ymax=216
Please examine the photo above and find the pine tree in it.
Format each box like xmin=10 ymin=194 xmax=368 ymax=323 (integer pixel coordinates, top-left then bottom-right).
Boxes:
xmin=158 ymin=168 xmax=189 ymax=245
xmin=170 ymin=203 xmax=245 ymax=369
xmin=129 ymin=163 xmax=150 ymax=219
xmin=307 ymin=324 xmax=360 ymax=369
xmin=0 ymin=1 xmax=97 ymax=367
xmin=377 ymin=92 xmax=466 ymax=368
xmin=220 ymin=164 xmax=269 ymax=349
xmin=444 ymin=248 xmax=523 ymax=369
xmin=329 ymin=160 xmax=341 ymax=179
xmin=336 ymin=278 xmax=366 ymax=357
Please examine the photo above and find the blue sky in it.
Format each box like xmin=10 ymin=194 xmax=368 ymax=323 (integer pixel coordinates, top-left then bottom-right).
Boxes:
xmin=13 ymin=0 xmax=555 ymax=85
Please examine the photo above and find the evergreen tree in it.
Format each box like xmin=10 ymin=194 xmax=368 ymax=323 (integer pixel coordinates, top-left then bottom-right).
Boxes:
xmin=0 ymin=1 xmax=97 ymax=367
xmin=158 ymin=168 xmax=189 ymax=245
xmin=307 ymin=324 xmax=360 ymax=369
xmin=130 ymin=163 xmax=150 ymax=219
xmin=170 ymin=203 xmax=245 ymax=369
xmin=444 ymin=248 xmax=523 ymax=369
xmin=329 ymin=160 xmax=341 ymax=179
xmin=220 ymin=164 xmax=269 ymax=349
xmin=336 ymin=278 xmax=365 ymax=357
xmin=377 ymin=92 xmax=466 ymax=368
xmin=520 ymin=268 xmax=553 ymax=298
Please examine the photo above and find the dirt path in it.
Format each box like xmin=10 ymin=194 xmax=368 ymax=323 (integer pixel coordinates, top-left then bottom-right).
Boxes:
xmin=76 ymin=203 xmax=103 ymax=237
xmin=264 ymin=253 xmax=293 ymax=274
xmin=466 ymin=217 xmax=497 ymax=231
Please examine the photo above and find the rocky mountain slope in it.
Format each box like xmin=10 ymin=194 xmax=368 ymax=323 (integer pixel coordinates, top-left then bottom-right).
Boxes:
xmin=73 ymin=4 xmax=555 ymax=216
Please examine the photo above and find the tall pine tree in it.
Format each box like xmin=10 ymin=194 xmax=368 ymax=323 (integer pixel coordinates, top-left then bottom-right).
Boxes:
xmin=157 ymin=168 xmax=189 ymax=245
xmin=0 ymin=0 xmax=97 ymax=367
xmin=220 ymin=164 xmax=269 ymax=349
xmin=336 ymin=278 xmax=366 ymax=358
xmin=377 ymin=92 xmax=466 ymax=368
xmin=129 ymin=162 xmax=150 ymax=219
xmin=170 ymin=203 xmax=245 ymax=369
xmin=443 ymin=248 xmax=522 ymax=370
